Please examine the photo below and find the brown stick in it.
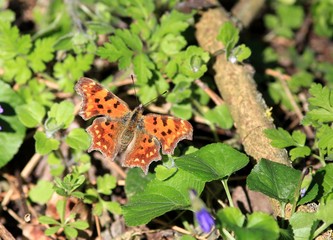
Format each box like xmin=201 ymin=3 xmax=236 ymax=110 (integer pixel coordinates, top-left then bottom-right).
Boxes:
xmin=0 ymin=223 xmax=15 ymax=240
xmin=195 ymin=5 xmax=290 ymax=165
xmin=195 ymin=2 xmax=291 ymax=216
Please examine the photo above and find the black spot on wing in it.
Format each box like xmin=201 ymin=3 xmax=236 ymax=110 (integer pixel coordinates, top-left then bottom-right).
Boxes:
xmin=104 ymin=92 xmax=113 ymax=101
xmin=161 ymin=117 xmax=168 ymax=127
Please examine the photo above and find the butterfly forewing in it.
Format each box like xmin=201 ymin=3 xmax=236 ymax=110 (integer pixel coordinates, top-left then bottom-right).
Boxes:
xmin=143 ymin=115 xmax=193 ymax=154
xmin=75 ymin=77 xmax=130 ymax=120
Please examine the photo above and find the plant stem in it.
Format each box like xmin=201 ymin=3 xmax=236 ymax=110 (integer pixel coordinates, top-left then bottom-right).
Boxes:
xmin=221 ymin=179 xmax=234 ymax=207
xmin=313 ymin=222 xmax=328 ymax=238
xmin=222 ymin=228 xmax=235 ymax=240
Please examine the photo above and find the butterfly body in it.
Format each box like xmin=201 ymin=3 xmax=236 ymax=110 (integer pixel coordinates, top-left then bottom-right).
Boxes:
xmin=75 ymin=77 xmax=193 ymax=174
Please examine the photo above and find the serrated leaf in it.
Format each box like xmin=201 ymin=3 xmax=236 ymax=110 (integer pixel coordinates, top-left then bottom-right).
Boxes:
xmin=264 ymin=128 xmax=297 ymax=148
xmin=47 ymin=101 xmax=75 ymax=129
xmin=3 ymin=56 xmax=32 ymax=83
xmin=217 ymin=22 xmax=239 ymax=56
xmin=0 ymin=22 xmax=31 ymax=59
xmin=306 ymin=84 xmax=333 ymax=123
xmin=104 ymin=201 xmax=122 ymax=215
xmin=65 ymin=128 xmax=90 ymax=150
xmin=29 ymin=180 xmax=54 ymax=204
xmin=290 ymin=146 xmax=311 ymax=161
xmin=54 ymin=54 xmax=94 ymax=92
xmin=15 ymin=101 xmax=45 ymax=128
xmin=116 ymin=29 xmax=143 ymax=51
xmin=177 ymin=143 xmax=249 ymax=181
xmin=133 ymin=53 xmax=154 ymax=84
xmin=152 ymin=10 xmax=192 ymax=42
xmin=97 ymin=174 xmax=116 ymax=195
xmin=204 ymin=104 xmax=234 ymax=129
xmin=34 ymin=131 xmax=60 ymax=154
xmin=289 ymin=212 xmax=317 ymax=240
xmin=28 ymin=37 xmax=55 ymax=72
xmin=247 ymin=159 xmax=302 ymax=203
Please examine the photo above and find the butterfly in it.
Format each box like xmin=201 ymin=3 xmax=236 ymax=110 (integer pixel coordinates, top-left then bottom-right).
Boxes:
xmin=75 ymin=77 xmax=193 ymax=174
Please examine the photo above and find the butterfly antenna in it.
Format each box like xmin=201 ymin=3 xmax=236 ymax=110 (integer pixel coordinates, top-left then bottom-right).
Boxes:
xmin=131 ymin=74 xmax=140 ymax=105
xmin=143 ymin=90 xmax=168 ymax=107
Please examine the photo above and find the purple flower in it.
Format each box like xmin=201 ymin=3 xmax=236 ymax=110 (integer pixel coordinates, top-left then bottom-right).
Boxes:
xmin=196 ymin=208 xmax=215 ymax=233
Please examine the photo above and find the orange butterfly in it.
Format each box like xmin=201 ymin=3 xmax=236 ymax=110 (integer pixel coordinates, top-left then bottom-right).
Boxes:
xmin=75 ymin=77 xmax=193 ymax=174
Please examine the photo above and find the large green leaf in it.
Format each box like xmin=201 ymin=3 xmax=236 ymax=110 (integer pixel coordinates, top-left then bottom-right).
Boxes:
xmin=247 ymin=159 xmax=302 ymax=203
xmin=0 ymin=80 xmax=26 ymax=168
xmin=177 ymin=143 xmax=249 ymax=181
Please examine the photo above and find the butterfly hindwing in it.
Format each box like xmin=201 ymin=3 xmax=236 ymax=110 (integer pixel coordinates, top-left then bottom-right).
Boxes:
xmin=143 ymin=114 xmax=193 ymax=154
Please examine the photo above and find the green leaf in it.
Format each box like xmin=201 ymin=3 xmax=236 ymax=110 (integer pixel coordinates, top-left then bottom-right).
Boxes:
xmin=125 ymin=168 xmax=155 ymax=199
xmin=217 ymin=207 xmax=245 ymax=228
xmin=38 ymin=216 xmax=60 ymax=225
xmin=28 ymin=37 xmax=55 ymax=72
xmin=290 ymin=146 xmax=311 ymax=161
xmin=317 ymin=125 xmax=333 ymax=156
xmin=155 ymin=165 xmax=178 ymax=181
xmin=97 ymin=174 xmax=117 ymax=195
xmin=151 ymin=10 xmax=193 ymax=42
xmin=64 ymin=226 xmax=78 ymax=239
xmin=69 ymin=220 xmax=89 ymax=230
xmin=264 ymin=128 xmax=298 ymax=148
xmin=104 ymin=201 xmax=122 ymax=215
xmin=289 ymin=212 xmax=317 ymax=240
xmin=217 ymin=22 xmax=239 ymax=57
xmin=123 ymin=168 xmax=204 ymax=226
xmin=123 ymin=144 xmax=247 ymax=226
xmin=3 ymin=56 xmax=32 ymax=83
xmin=97 ymin=34 xmax=133 ymax=69
xmin=45 ymin=226 xmax=61 ymax=236
xmin=65 ymin=128 xmax=90 ymax=150
xmin=204 ymin=104 xmax=234 ymax=129
xmin=93 ymin=202 xmax=103 ymax=216
xmin=29 ymin=180 xmax=54 ymax=204
xmin=15 ymin=101 xmax=45 ymax=128
xmin=171 ymin=102 xmax=192 ymax=120
xmin=54 ymin=54 xmax=94 ymax=92
xmin=317 ymin=164 xmax=333 ymax=198
xmin=116 ymin=28 xmax=143 ymax=51
xmin=0 ymin=81 xmax=26 ymax=168
xmin=316 ymin=199 xmax=333 ymax=224
xmin=217 ymin=208 xmax=280 ymax=240
xmin=0 ymin=22 xmax=31 ymax=59
xmin=167 ymin=81 xmax=192 ymax=104
xmin=177 ymin=143 xmax=249 ymax=181
xmin=34 ymin=131 xmax=60 ymax=155
xmin=47 ymin=100 xmax=75 ymax=130
xmin=247 ymin=159 xmax=302 ymax=202
xmin=133 ymin=53 xmax=154 ymax=84
xmin=47 ymin=152 xmax=65 ymax=176
xmin=306 ymin=83 xmax=333 ymax=123
xmin=232 ymin=44 xmax=252 ymax=62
